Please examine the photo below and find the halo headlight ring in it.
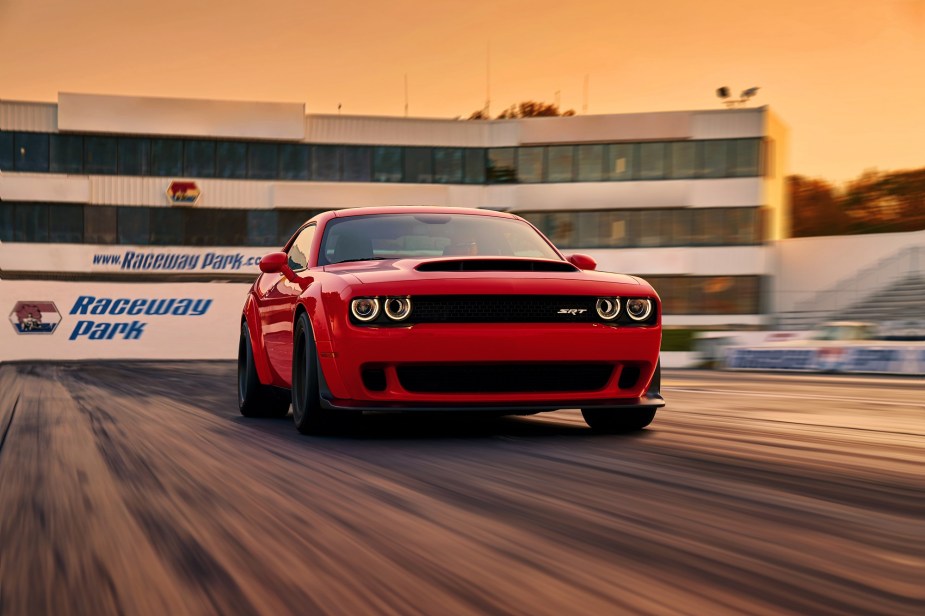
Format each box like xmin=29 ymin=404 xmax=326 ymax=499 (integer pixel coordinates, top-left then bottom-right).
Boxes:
xmin=626 ymin=298 xmax=653 ymax=322
xmin=351 ymin=297 xmax=380 ymax=322
xmin=595 ymin=297 xmax=621 ymax=321
xmin=384 ymin=297 xmax=412 ymax=321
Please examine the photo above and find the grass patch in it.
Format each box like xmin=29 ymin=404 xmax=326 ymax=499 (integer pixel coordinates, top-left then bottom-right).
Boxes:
xmin=661 ymin=329 xmax=696 ymax=352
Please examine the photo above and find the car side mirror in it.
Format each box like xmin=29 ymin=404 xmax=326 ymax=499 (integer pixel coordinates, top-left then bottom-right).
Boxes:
xmin=567 ymin=254 xmax=597 ymax=271
xmin=259 ymin=252 xmax=313 ymax=289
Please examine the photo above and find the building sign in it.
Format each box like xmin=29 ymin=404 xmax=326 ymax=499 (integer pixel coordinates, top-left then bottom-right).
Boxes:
xmin=166 ymin=180 xmax=201 ymax=205
xmin=1 ymin=281 xmax=250 ymax=361
xmin=9 ymin=301 xmax=62 ymax=335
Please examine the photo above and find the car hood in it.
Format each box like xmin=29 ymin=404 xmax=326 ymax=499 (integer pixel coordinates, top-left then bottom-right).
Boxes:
xmin=322 ymin=257 xmax=644 ymax=292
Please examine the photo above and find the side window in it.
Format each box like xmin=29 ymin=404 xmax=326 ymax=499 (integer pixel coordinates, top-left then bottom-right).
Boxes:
xmin=288 ymin=225 xmax=316 ymax=271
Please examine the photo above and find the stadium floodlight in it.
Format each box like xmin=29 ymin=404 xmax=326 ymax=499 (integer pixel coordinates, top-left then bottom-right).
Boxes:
xmin=717 ymin=86 xmax=760 ymax=108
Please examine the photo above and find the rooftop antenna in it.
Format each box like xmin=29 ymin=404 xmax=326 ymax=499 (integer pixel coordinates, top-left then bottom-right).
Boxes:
xmin=582 ymin=74 xmax=589 ymax=114
xmin=716 ymin=86 xmax=760 ymax=108
xmin=404 ymin=73 xmax=409 ymax=117
xmin=484 ymin=41 xmax=491 ymax=117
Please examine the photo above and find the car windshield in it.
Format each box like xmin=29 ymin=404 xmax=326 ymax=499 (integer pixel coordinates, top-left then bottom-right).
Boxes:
xmin=318 ymin=213 xmax=561 ymax=265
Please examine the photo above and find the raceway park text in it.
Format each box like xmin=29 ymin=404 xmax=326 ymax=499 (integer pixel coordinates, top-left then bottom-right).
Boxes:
xmin=92 ymin=251 xmax=262 ymax=271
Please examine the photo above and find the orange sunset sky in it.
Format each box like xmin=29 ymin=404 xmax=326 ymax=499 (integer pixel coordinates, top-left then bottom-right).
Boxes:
xmin=1 ymin=0 xmax=922 ymax=183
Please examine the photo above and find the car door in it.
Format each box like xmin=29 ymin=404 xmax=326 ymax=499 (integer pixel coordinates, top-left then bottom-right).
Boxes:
xmin=256 ymin=224 xmax=316 ymax=384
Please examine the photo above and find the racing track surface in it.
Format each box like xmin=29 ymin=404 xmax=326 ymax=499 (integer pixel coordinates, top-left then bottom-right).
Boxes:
xmin=0 ymin=363 xmax=921 ymax=615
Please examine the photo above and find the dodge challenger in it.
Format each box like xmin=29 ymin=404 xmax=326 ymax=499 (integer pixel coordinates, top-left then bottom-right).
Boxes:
xmin=239 ymin=206 xmax=664 ymax=434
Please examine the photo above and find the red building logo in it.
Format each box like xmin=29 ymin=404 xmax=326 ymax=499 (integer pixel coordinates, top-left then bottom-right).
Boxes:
xmin=166 ymin=180 xmax=201 ymax=205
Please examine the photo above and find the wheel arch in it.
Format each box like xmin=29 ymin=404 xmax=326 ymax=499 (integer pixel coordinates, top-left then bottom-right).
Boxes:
xmin=242 ymin=293 xmax=275 ymax=386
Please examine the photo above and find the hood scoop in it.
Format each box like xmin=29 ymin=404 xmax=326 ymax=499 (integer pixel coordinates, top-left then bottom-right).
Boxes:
xmin=415 ymin=258 xmax=578 ymax=273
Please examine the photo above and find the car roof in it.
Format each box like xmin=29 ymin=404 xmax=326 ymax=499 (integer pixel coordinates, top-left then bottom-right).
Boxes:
xmin=330 ymin=206 xmax=516 ymax=220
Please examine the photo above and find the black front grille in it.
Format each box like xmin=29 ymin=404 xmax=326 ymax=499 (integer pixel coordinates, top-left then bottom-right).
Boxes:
xmin=396 ymin=363 xmax=614 ymax=393
xmin=411 ymin=295 xmax=599 ymax=323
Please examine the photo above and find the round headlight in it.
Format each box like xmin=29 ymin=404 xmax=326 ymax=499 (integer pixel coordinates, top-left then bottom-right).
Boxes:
xmin=384 ymin=297 xmax=412 ymax=321
xmin=595 ymin=297 xmax=621 ymax=320
xmin=351 ymin=297 xmax=380 ymax=322
xmin=626 ymin=298 xmax=652 ymax=321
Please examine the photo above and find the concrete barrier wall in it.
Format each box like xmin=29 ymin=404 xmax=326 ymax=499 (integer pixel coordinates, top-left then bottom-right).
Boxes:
xmin=1 ymin=280 xmax=251 ymax=361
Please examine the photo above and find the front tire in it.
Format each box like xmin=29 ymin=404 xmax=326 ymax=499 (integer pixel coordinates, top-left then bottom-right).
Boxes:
xmin=582 ymin=361 xmax=660 ymax=433
xmin=239 ymin=322 xmax=290 ymax=418
xmin=292 ymin=312 xmax=356 ymax=434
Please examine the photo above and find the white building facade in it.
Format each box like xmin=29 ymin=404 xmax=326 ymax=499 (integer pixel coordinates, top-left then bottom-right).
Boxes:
xmin=0 ymin=93 xmax=788 ymax=329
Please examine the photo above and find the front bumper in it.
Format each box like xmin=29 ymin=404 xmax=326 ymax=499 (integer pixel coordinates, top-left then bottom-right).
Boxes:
xmin=316 ymin=322 xmax=661 ymax=408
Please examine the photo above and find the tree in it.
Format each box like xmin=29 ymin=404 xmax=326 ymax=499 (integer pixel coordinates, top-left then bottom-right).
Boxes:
xmin=788 ymin=166 xmax=925 ymax=237
xmin=467 ymin=100 xmax=576 ymax=120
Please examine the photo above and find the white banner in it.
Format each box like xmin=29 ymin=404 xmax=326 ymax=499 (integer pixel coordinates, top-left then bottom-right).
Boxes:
xmin=0 ymin=243 xmax=273 ymax=275
xmin=725 ymin=345 xmax=925 ymax=375
xmin=1 ymin=280 xmax=251 ymax=361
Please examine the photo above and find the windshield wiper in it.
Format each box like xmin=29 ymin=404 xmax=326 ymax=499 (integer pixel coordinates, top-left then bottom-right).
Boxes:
xmin=332 ymin=257 xmax=387 ymax=264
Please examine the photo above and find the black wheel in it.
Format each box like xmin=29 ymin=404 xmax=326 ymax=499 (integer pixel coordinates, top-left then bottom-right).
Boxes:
xmin=582 ymin=361 xmax=660 ymax=433
xmin=292 ymin=312 xmax=357 ymax=434
xmin=239 ymin=322 xmax=290 ymax=418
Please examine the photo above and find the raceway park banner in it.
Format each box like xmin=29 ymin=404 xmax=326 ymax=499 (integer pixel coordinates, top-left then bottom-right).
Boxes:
xmin=1 ymin=280 xmax=251 ymax=361
xmin=725 ymin=346 xmax=925 ymax=375
xmin=0 ymin=243 xmax=273 ymax=275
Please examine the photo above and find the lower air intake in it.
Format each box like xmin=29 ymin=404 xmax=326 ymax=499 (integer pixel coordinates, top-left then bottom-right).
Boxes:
xmin=396 ymin=363 xmax=613 ymax=394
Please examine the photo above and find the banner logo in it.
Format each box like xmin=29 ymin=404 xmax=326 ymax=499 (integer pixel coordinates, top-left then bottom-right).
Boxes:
xmin=9 ymin=301 xmax=62 ymax=335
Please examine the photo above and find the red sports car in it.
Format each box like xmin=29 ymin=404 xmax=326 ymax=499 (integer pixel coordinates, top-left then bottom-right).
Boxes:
xmin=238 ymin=206 xmax=664 ymax=434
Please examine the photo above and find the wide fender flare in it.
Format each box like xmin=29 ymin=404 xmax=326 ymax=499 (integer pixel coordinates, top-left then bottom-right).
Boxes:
xmin=242 ymin=293 xmax=275 ymax=385
xmin=297 ymin=284 xmax=350 ymax=399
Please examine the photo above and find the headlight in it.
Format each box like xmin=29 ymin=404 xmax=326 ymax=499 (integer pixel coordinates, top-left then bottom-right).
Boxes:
xmin=626 ymin=298 xmax=652 ymax=321
xmin=595 ymin=297 xmax=620 ymax=320
xmin=384 ymin=297 xmax=412 ymax=321
xmin=351 ymin=297 xmax=380 ymax=322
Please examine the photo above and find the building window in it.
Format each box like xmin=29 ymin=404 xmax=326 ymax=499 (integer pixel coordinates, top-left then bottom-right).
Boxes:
xmin=403 ymin=147 xmax=433 ymax=183
xmin=343 ymin=146 xmax=372 ymax=182
xmin=517 ymin=147 xmax=544 ymax=183
xmin=730 ymin=139 xmax=761 ymax=177
xmin=84 ymin=206 xmax=118 ymax=244
xmin=14 ymin=132 xmax=50 ymax=172
xmin=607 ymin=143 xmax=636 ymax=181
xmin=184 ymin=140 xmax=216 ymax=178
xmin=117 ymin=207 xmax=150 ymax=244
xmin=670 ymin=142 xmax=696 ymax=179
xmin=576 ymin=144 xmax=605 ymax=182
xmin=149 ymin=208 xmax=186 ymax=245
xmin=487 ymin=148 xmax=516 ymax=183
xmin=84 ymin=137 xmax=118 ymax=175
xmin=433 ymin=148 xmax=463 ymax=183
xmin=576 ymin=210 xmax=636 ymax=248
xmin=278 ymin=209 xmax=320 ymax=244
xmin=312 ymin=145 xmax=341 ymax=181
xmin=373 ymin=147 xmax=402 ymax=182
xmin=49 ymin=204 xmax=84 ymax=243
xmin=247 ymin=210 xmax=279 ymax=245
xmin=50 ymin=135 xmax=84 ymax=174
xmin=248 ymin=142 xmax=278 ymax=180
xmin=118 ymin=138 xmax=150 ymax=175
xmin=0 ymin=132 xmax=14 ymax=171
xmin=217 ymin=141 xmax=247 ymax=178
xmin=639 ymin=142 xmax=667 ymax=180
xmin=464 ymin=148 xmax=486 ymax=184
xmin=698 ymin=140 xmax=730 ymax=178
xmin=150 ymin=139 xmax=183 ymax=177
xmin=546 ymin=146 xmax=574 ymax=182
xmin=279 ymin=144 xmax=310 ymax=180
xmin=546 ymin=212 xmax=577 ymax=247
